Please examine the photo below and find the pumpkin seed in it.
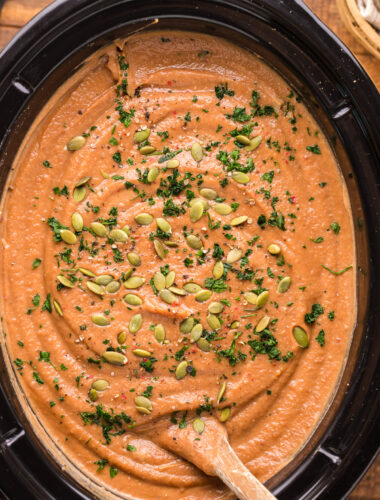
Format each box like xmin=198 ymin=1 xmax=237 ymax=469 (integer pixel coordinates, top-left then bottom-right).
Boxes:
xmin=147 ymin=166 xmax=159 ymax=183
xmin=190 ymin=198 xmax=209 ymax=210
xmin=256 ymin=290 xmax=269 ymax=308
xmin=164 ymin=240 xmax=179 ymax=248
xmin=53 ymin=300 xmax=63 ymax=316
xmin=139 ymin=145 xmax=156 ymax=155
xmin=127 ymin=252 xmax=141 ymax=266
xmin=154 ymin=324 xmax=165 ymax=343
xmin=256 ymin=315 xmax=270 ymax=333
xmin=60 ymin=229 xmax=77 ymax=245
xmin=133 ymin=349 xmax=151 ymax=357
xmin=213 ymin=203 xmax=232 ymax=215
xmin=110 ymin=229 xmax=128 ymax=242
xmin=278 ymin=276 xmax=291 ymax=293
xmin=190 ymin=201 xmax=204 ymax=222
xmin=186 ymin=234 xmax=202 ymax=250
xmin=193 ymin=418 xmax=205 ymax=435
xmin=165 ymin=270 xmax=175 ymax=288
xmin=89 ymin=389 xmax=98 ymax=402
xmin=134 ymin=128 xmax=151 ymax=143
xmin=244 ymin=292 xmax=257 ymax=305
xmin=92 ymin=314 xmax=110 ymax=326
xmin=117 ymin=331 xmax=127 ymax=344
xmin=135 ymin=395 xmax=152 ymax=410
xmin=159 ymin=289 xmax=176 ymax=304
xmin=195 ymin=289 xmax=212 ymax=302
xmin=106 ymin=280 xmax=120 ymax=294
xmin=200 ymin=188 xmax=217 ymax=200
xmin=293 ymin=325 xmax=309 ymax=348
xmin=235 ymin=134 xmax=251 ymax=146
xmin=180 ymin=317 xmax=194 ymax=334
xmin=153 ymin=271 xmax=166 ymax=291
xmin=79 ymin=267 xmax=96 ymax=277
xmin=175 ymin=361 xmax=188 ymax=380
xmin=207 ymin=314 xmax=221 ymax=330
xmin=183 ymin=283 xmax=202 ymax=294
xmin=166 ymin=159 xmax=179 ymax=169
xmin=75 ymin=176 xmax=91 ymax=188
xmin=135 ymin=406 xmax=151 ymax=415
xmin=153 ymin=239 xmax=167 ymax=259
xmin=129 ymin=314 xmax=142 ymax=333
xmin=57 ymin=275 xmax=74 ymax=288
xmin=231 ymin=320 xmax=240 ymax=329
xmin=92 ymin=379 xmax=109 ymax=391
xmin=66 ymin=135 xmax=86 ymax=151
xmin=168 ymin=286 xmax=186 ymax=296
xmin=213 ymin=261 xmax=224 ymax=279
xmin=208 ymin=301 xmax=224 ymax=314
xmin=190 ymin=323 xmax=203 ymax=343
xmin=91 ymin=222 xmax=107 ymax=237
xmin=268 ymin=244 xmax=281 ymax=255
xmin=124 ymin=294 xmax=142 ymax=306
xmin=73 ymin=186 xmax=86 ymax=202
xmin=197 ymin=338 xmax=211 ymax=352
xmin=124 ymin=276 xmax=145 ymax=289
xmin=227 ymin=248 xmax=242 ymax=264
xmin=124 ymin=269 xmax=133 ymax=280
xmin=230 ymin=215 xmax=248 ymax=226
xmin=103 ymin=351 xmax=127 ymax=365
xmin=72 ymin=212 xmax=83 ymax=232
xmin=87 ymin=281 xmax=105 ymax=295
xmin=217 ymin=381 xmax=227 ymax=404
xmin=95 ymin=275 xmax=113 ymax=286
xmin=156 ymin=217 xmax=171 ymax=233
xmin=232 ymin=171 xmax=250 ymax=184
xmin=121 ymin=225 xmax=130 ymax=235
xmin=135 ymin=213 xmax=153 ymax=225
xmin=100 ymin=169 xmax=109 ymax=179
xmin=219 ymin=407 xmax=231 ymax=422
xmin=245 ymin=135 xmax=262 ymax=152
xmin=191 ymin=142 xmax=203 ymax=162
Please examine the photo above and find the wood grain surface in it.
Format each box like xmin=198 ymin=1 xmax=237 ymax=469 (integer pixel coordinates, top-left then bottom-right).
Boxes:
xmin=0 ymin=1 xmax=378 ymax=499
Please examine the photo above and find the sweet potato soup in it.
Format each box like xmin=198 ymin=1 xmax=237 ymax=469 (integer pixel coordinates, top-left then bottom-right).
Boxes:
xmin=0 ymin=31 xmax=355 ymax=499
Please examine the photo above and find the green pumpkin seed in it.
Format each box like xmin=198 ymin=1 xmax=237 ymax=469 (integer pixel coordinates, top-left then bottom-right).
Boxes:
xmin=135 ymin=395 xmax=152 ymax=410
xmin=245 ymin=135 xmax=262 ymax=152
xmin=124 ymin=294 xmax=142 ymax=306
xmin=147 ymin=166 xmax=159 ymax=183
xmin=191 ymin=142 xmax=203 ymax=162
xmin=154 ymin=324 xmax=165 ymax=343
xmin=103 ymin=351 xmax=127 ymax=365
xmin=227 ymin=248 xmax=242 ymax=264
xmin=244 ymin=292 xmax=257 ymax=305
xmin=193 ymin=418 xmax=205 ymax=435
xmin=87 ymin=281 xmax=105 ymax=295
xmin=183 ymin=283 xmax=202 ymax=294
xmin=213 ymin=261 xmax=224 ymax=279
xmin=219 ymin=407 xmax=231 ymax=422
xmin=92 ymin=379 xmax=109 ymax=392
xmin=231 ymin=320 xmax=240 ymax=329
xmin=208 ymin=301 xmax=224 ymax=314
xmin=139 ymin=145 xmax=156 ymax=155
xmin=66 ymin=135 xmax=86 ymax=151
xmin=53 ymin=300 xmax=63 ymax=317
xmin=57 ymin=275 xmax=74 ymax=288
xmin=175 ymin=361 xmax=188 ymax=380
xmin=207 ymin=314 xmax=221 ymax=330
xmin=168 ymin=286 xmax=186 ymax=296
xmin=159 ymin=289 xmax=176 ymax=304
xmin=153 ymin=239 xmax=167 ymax=259
xmin=165 ymin=270 xmax=176 ymax=288
xmin=134 ymin=128 xmax=151 ymax=143
xmin=278 ymin=276 xmax=291 ymax=293
xmin=232 ymin=171 xmax=250 ymax=184
xmin=153 ymin=271 xmax=166 ymax=291
xmin=106 ymin=280 xmax=120 ymax=294
xmin=129 ymin=313 xmax=142 ymax=333
xmin=186 ymin=234 xmax=202 ymax=250
xmin=127 ymin=252 xmax=141 ymax=266
xmin=92 ymin=314 xmax=110 ymax=326
xmin=190 ymin=201 xmax=204 ymax=222
xmin=133 ymin=349 xmax=151 ymax=357
xmin=156 ymin=217 xmax=171 ymax=233
xmin=200 ymin=188 xmax=217 ymax=200
xmin=195 ymin=289 xmax=212 ymax=302
xmin=60 ymin=229 xmax=77 ymax=245
xmin=72 ymin=212 xmax=83 ymax=232
xmin=135 ymin=406 xmax=151 ymax=415
xmin=124 ymin=276 xmax=145 ymax=289
xmin=73 ymin=186 xmax=86 ymax=202
xmin=121 ymin=225 xmax=130 ymax=235
xmin=75 ymin=176 xmax=91 ymax=188
xmin=164 ymin=240 xmax=179 ymax=248
xmin=268 ymin=244 xmax=281 ymax=255
xmin=256 ymin=290 xmax=269 ymax=308
xmin=135 ymin=213 xmax=153 ymax=225
xmin=100 ymin=169 xmax=109 ymax=179
xmin=166 ymin=159 xmax=179 ymax=169
xmin=213 ymin=203 xmax=232 ymax=215
xmin=230 ymin=215 xmax=248 ymax=226
xmin=235 ymin=134 xmax=251 ymax=146
xmin=180 ymin=317 xmax=194 ymax=334
xmin=197 ymin=338 xmax=211 ymax=352
xmin=110 ymin=229 xmax=128 ymax=242
xmin=89 ymin=389 xmax=98 ymax=402
xmin=293 ymin=325 xmax=309 ymax=348
xmin=117 ymin=331 xmax=127 ymax=344
xmin=190 ymin=323 xmax=203 ymax=343
xmin=95 ymin=275 xmax=113 ymax=286
xmin=91 ymin=222 xmax=107 ymax=237
xmin=256 ymin=315 xmax=270 ymax=333
xmin=79 ymin=267 xmax=96 ymax=277
xmin=217 ymin=381 xmax=227 ymax=404
xmin=190 ymin=198 xmax=209 ymax=210
xmin=124 ymin=269 xmax=133 ymax=280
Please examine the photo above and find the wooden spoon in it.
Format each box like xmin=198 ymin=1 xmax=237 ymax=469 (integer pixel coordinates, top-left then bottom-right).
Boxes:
xmin=154 ymin=417 xmax=277 ymax=500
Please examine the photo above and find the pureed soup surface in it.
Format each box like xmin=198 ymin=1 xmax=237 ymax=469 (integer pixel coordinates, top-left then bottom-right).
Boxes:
xmin=0 ymin=31 xmax=355 ymax=499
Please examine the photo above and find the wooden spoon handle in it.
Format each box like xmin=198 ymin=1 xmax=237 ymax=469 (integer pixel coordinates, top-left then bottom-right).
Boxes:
xmin=215 ymin=436 xmax=277 ymax=500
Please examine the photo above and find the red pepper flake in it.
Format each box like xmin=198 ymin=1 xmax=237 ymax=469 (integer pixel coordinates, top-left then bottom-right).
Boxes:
xmin=167 ymin=81 xmax=172 ymax=86
xmin=291 ymin=196 xmax=296 ymax=203
xmin=173 ymin=111 xmax=177 ymax=115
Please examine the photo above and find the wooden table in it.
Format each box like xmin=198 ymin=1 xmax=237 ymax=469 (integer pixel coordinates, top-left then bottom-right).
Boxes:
xmin=0 ymin=1 xmax=379 ymax=499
